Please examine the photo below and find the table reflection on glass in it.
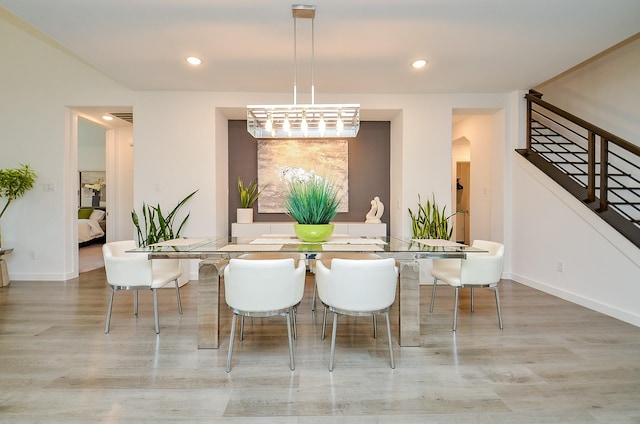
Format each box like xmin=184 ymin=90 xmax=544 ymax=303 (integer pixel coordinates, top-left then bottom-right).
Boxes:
xmin=133 ymin=235 xmax=481 ymax=349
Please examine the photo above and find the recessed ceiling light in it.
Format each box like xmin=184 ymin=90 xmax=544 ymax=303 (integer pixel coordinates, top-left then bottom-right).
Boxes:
xmin=186 ymin=56 xmax=202 ymax=65
xmin=102 ymin=115 xmax=114 ymax=121
xmin=411 ymin=59 xmax=427 ymax=69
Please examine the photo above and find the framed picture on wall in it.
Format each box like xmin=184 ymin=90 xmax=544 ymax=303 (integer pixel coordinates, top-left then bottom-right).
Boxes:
xmin=79 ymin=171 xmax=106 ymax=208
xmin=256 ymin=139 xmax=349 ymax=213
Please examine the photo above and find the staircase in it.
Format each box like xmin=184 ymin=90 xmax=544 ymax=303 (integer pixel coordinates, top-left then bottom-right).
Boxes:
xmin=517 ymin=90 xmax=640 ymax=248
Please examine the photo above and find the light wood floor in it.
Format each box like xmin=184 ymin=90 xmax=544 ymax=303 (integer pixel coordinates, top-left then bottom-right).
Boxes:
xmin=78 ymin=243 xmax=105 ymax=273
xmin=1 ymin=269 xmax=639 ymax=423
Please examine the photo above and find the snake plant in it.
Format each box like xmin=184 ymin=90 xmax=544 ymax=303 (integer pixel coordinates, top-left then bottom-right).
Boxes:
xmin=408 ymin=193 xmax=456 ymax=240
xmin=237 ymin=177 xmax=265 ymax=208
xmin=132 ymin=190 xmax=197 ymax=247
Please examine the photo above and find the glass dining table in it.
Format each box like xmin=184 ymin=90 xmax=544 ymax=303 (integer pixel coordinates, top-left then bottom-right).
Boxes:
xmin=133 ymin=235 xmax=481 ymax=349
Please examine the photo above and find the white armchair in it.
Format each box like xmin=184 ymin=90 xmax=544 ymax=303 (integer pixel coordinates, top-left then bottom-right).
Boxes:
xmin=223 ymin=257 xmax=306 ymax=372
xmin=430 ymin=239 xmax=505 ymax=331
xmin=315 ymin=258 xmax=398 ymax=371
xmin=102 ymin=240 xmax=182 ymax=334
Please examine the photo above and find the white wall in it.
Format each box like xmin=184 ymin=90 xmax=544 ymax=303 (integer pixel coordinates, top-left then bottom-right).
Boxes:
xmin=77 ymin=118 xmax=106 ymax=172
xmin=110 ymin=126 xmax=134 ymax=242
xmin=536 ymin=35 xmax=640 ymax=146
xmin=511 ymin=156 xmax=640 ymax=325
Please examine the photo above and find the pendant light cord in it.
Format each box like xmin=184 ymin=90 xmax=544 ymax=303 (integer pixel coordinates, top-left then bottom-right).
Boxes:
xmin=293 ymin=14 xmax=297 ymax=105
xmin=293 ymin=11 xmax=315 ymax=106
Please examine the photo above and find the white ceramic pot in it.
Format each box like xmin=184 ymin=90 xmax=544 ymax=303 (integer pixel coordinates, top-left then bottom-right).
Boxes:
xmin=237 ymin=208 xmax=254 ymax=224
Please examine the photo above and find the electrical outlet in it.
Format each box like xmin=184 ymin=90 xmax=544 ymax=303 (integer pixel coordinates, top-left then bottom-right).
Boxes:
xmin=556 ymin=260 xmax=565 ymax=272
xmin=30 ymin=251 xmax=36 ymax=260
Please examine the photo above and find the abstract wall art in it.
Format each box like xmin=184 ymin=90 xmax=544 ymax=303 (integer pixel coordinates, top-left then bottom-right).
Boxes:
xmin=257 ymin=139 xmax=349 ymax=213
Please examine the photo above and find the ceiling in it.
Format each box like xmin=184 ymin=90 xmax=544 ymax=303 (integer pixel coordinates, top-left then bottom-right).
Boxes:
xmin=2 ymin=0 xmax=639 ymax=125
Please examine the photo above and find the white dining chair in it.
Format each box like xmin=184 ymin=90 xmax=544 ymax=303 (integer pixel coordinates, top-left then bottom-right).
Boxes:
xmin=310 ymin=252 xmax=383 ymax=313
xmin=102 ymin=240 xmax=182 ymax=334
xmin=430 ymin=239 xmax=505 ymax=331
xmin=223 ymin=257 xmax=306 ymax=372
xmin=236 ymin=252 xmax=307 ymax=339
xmin=315 ymin=257 xmax=398 ymax=371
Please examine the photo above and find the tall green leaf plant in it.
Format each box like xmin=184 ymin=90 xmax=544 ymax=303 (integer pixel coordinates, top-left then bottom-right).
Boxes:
xmin=284 ymin=176 xmax=341 ymax=225
xmin=408 ymin=193 xmax=457 ymax=240
xmin=237 ymin=177 xmax=265 ymax=208
xmin=131 ymin=190 xmax=197 ymax=247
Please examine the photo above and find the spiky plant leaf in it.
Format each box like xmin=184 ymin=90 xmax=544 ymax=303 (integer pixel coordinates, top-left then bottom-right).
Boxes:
xmin=408 ymin=193 xmax=459 ymax=240
xmin=237 ymin=178 xmax=265 ymax=208
xmin=132 ymin=190 xmax=197 ymax=247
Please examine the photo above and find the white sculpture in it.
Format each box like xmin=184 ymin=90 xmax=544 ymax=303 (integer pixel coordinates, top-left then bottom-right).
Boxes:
xmin=365 ymin=196 xmax=384 ymax=223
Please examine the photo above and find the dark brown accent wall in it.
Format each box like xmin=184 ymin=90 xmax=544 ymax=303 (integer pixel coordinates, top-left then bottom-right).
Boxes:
xmin=228 ymin=120 xmax=390 ymax=235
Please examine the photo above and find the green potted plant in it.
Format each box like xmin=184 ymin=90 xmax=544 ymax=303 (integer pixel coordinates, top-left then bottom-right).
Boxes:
xmin=131 ymin=190 xmax=197 ymax=247
xmin=237 ymin=177 xmax=265 ymax=224
xmin=0 ymin=164 xmax=37 ymax=247
xmin=408 ymin=193 xmax=456 ymax=240
xmin=284 ymin=174 xmax=341 ymax=242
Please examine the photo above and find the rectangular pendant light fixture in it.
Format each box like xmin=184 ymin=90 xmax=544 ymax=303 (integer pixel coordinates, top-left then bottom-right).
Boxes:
xmin=246 ymin=4 xmax=360 ymax=140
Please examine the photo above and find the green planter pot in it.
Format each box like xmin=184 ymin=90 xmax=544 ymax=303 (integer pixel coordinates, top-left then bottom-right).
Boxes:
xmin=294 ymin=223 xmax=334 ymax=242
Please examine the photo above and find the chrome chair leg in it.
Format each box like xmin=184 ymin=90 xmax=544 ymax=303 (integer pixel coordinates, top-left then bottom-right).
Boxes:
xmin=385 ymin=312 xmax=395 ymax=369
xmin=430 ymin=277 xmax=437 ymax=312
xmin=321 ymin=306 xmax=328 ymax=340
xmin=471 ymin=287 xmax=475 ymax=313
xmin=329 ymin=312 xmax=338 ymax=371
xmin=153 ymin=288 xmax=160 ymax=334
xmin=105 ymin=287 xmax=115 ymax=334
xmin=311 ymin=280 xmax=317 ymax=312
xmin=134 ymin=289 xmax=139 ymax=315
xmin=292 ymin=305 xmax=298 ymax=340
xmin=286 ymin=310 xmax=295 ymax=371
xmin=226 ymin=314 xmax=237 ymax=372
xmin=453 ymin=287 xmax=459 ymax=331
xmin=494 ymin=286 xmax=504 ymax=330
xmin=373 ymin=315 xmax=378 ymax=339
xmin=240 ymin=316 xmax=244 ymax=341
xmin=174 ymin=279 xmax=183 ymax=314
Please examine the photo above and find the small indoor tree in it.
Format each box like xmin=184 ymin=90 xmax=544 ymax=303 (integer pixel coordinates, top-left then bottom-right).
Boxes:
xmin=0 ymin=164 xmax=37 ymax=246
xmin=0 ymin=164 xmax=37 ymax=220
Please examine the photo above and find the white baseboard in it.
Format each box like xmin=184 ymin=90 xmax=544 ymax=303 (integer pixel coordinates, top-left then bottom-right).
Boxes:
xmin=511 ymin=273 xmax=640 ymax=327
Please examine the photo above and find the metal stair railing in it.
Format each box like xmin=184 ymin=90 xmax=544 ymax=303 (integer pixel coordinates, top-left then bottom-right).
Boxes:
xmin=517 ymin=89 xmax=640 ymax=248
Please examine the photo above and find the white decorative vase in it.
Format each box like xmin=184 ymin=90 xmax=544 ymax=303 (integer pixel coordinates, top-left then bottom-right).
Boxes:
xmin=237 ymin=208 xmax=254 ymax=224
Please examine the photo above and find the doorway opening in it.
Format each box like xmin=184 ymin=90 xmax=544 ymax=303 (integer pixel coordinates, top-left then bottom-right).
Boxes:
xmin=452 ymin=136 xmax=471 ymax=244
xmin=78 ymin=117 xmax=107 ymax=272
xmin=70 ymin=107 xmax=133 ymax=275
xmin=452 ymin=109 xmax=505 ymax=244
xmin=456 ymin=160 xmax=470 ymax=244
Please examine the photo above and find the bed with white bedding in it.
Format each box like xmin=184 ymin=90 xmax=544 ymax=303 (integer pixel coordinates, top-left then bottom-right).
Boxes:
xmin=78 ymin=208 xmax=106 ymax=245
